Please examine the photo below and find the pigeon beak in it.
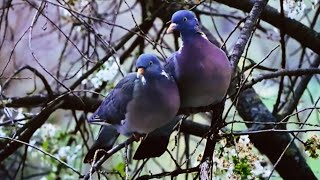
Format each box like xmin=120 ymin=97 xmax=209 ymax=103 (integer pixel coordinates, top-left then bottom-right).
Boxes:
xmin=166 ymin=23 xmax=177 ymax=33
xmin=137 ymin=68 xmax=145 ymax=77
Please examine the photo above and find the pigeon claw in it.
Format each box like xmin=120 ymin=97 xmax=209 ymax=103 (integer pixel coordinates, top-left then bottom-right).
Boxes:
xmin=132 ymin=133 xmax=145 ymax=142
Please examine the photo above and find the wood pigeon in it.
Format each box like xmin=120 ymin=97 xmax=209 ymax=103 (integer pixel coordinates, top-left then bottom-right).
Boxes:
xmin=84 ymin=53 xmax=180 ymax=163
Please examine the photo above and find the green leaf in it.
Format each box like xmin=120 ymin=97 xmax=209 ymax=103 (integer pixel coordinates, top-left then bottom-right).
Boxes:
xmin=114 ymin=162 xmax=126 ymax=178
xmin=42 ymin=140 xmax=49 ymax=152
xmin=233 ymin=156 xmax=252 ymax=179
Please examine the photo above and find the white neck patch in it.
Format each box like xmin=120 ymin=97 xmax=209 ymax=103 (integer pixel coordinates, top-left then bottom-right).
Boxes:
xmin=141 ymin=76 xmax=147 ymax=85
xmin=177 ymin=43 xmax=184 ymax=54
xmin=161 ymin=70 xmax=170 ymax=79
xmin=200 ymin=32 xmax=208 ymax=40
xmin=137 ymin=72 xmax=147 ymax=85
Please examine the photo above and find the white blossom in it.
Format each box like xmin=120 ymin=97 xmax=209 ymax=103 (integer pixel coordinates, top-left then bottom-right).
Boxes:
xmin=56 ymin=145 xmax=80 ymax=163
xmin=81 ymin=78 xmax=88 ymax=85
xmin=91 ymin=76 xmax=103 ymax=89
xmin=251 ymin=160 xmax=264 ymax=176
xmin=208 ymin=136 xmax=273 ymax=179
xmin=34 ymin=123 xmax=57 ymax=139
xmin=75 ymin=26 xmax=82 ymax=33
xmin=42 ymin=124 xmax=57 ymax=138
xmin=229 ymin=148 xmax=237 ymax=156
xmin=305 ymin=150 xmax=311 ymax=156
xmin=262 ymin=166 xmax=272 ymax=178
xmin=57 ymin=146 xmax=71 ymax=159
xmin=90 ymin=56 xmax=121 ymax=88
xmin=238 ymin=135 xmax=250 ymax=145
xmin=282 ymin=0 xmax=306 ymax=19
xmin=225 ymin=167 xmax=233 ymax=178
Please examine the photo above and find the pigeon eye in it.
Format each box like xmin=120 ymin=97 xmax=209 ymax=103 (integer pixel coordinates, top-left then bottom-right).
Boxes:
xmin=183 ymin=17 xmax=187 ymax=22
xmin=149 ymin=61 xmax=153 ymax=65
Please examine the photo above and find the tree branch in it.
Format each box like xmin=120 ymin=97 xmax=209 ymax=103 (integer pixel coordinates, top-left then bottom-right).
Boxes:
xmin=280 ymin=56 xmax=320 ymax=119
xmin=216 ymin=0 xmax=320 ymax=54
xmin=229 ymin=0 xmax=269 ymax=70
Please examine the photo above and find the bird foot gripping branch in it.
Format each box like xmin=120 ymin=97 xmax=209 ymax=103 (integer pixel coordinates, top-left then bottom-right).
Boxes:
xmin=132 ymin=132 xmax=145 ymax=142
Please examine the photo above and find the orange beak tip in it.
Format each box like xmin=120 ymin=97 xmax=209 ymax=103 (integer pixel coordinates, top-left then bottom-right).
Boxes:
xmin=137 ymin=68 xmax=145 ymax=76
xmin=166 ymin=23 xmax=177 ymax=34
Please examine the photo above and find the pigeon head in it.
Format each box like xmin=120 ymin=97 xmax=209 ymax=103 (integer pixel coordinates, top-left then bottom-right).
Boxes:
xmin=136 ymin=54 xmax=162 ymax=76
xmin=167 ymin=10 xmax=200 ymax=36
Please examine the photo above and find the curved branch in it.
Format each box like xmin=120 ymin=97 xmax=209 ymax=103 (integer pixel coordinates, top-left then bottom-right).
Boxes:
xmin=216 ymin=0 xmax=320 ymax=54
xmin=136 ymin=166 xmax=199 ymax=180
xmin=280 ymin=56 xmax=320 ymax=119
xmin=3 ymin=65 xmax=53 ymax=97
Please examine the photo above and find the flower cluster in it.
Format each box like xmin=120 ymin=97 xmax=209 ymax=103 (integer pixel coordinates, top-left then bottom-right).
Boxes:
xmin=31 ymin=123 xmax=82 ymax=162
xmin=29 ymin=123 xmax=59 ymax=158
xmin=56 ymin=144 xmax=82 ymax=163
xmin=282 ymin=0 xmax=306 ymax=19
xmin=305 ymin=134 xmax=320 ymax=158
xmin=33 ymin=123 xmax=57 ymax=139
xmin=28 ymin=123 xmax=84 ymax=179
xmin=196 ymin=135 xmax=273 ymax=179
xmin=79 ymin=56 xmax=121 ymax=89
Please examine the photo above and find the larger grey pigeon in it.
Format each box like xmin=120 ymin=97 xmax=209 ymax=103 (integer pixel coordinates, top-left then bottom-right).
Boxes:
xmin=84 ymin=54 xmax=180 ymax=163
